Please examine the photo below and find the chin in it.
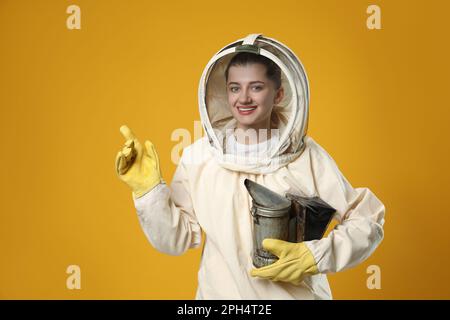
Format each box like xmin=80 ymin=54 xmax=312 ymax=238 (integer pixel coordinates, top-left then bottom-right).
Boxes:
xmin=236 ymin=120 xmax=260 ymax=129
xmin=233 ymin=114 xmax=260 ymax=126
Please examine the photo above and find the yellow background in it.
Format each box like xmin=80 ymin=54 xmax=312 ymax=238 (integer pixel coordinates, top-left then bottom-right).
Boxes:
xmin=1 ymin=0 xmax=449 ymax=299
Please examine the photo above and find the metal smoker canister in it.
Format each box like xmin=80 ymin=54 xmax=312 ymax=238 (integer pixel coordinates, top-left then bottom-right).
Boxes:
xmin=250 ymin=200 xmax=292 ymax=268
xmin=245 ymin=178 xmax=337 ymax=268
xmin=245 ymin=179 xmax=294 ymax=268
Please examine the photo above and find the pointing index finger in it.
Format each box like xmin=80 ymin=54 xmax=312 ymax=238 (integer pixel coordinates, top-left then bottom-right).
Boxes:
xmin=120 ymin=125 xmax=136 ymax=141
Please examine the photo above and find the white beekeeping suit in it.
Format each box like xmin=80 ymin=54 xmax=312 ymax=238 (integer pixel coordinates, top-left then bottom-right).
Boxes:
xmin=132 ymin=34 xmax=385 ymax=299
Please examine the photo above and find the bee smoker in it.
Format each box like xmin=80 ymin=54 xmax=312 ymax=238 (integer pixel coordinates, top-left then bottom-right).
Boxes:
xmin=244 ymin=179 xmax=335 ymax=268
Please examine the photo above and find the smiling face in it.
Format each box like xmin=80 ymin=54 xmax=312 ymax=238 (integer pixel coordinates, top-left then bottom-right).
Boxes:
xmin=226 ymin=63 xmax=284 ymax=132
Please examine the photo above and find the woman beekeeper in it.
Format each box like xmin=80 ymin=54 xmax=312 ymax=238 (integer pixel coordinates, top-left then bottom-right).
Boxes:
xmin=115 ymin=34 xmax=385 ymax=299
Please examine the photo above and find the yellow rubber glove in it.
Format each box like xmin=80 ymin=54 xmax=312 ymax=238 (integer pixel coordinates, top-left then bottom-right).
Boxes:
xmin=115 ymin=125 xmax=163 ymax=199
xmin=250 ymin=239 xmax=319 ymax=285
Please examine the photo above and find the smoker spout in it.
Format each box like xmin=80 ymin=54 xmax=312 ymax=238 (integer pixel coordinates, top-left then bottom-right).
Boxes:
xmin=244 ymin=179 xmax=291 ymax=210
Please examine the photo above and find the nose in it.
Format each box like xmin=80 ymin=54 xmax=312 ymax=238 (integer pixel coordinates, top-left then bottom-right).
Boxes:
xmin=238 ymin=88 xmax=252 ymax=105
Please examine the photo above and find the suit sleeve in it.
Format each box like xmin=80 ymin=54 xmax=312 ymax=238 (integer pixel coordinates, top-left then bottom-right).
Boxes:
xmin=304 ymin=140 xmax=386 ymax=273
xmin=132 ymin=153 xmax=202 ymax=256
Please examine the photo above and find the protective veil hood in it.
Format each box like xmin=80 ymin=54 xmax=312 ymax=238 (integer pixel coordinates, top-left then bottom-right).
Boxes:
xmin=198 ymin=34 xmax=310 ymax=174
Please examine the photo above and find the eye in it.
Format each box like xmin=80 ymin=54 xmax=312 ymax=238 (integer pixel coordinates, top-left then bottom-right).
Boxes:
xmin=252 ymin=86 xmax=263 ymax=91
xmin=230 ymin=87 xmax=239 ymax=93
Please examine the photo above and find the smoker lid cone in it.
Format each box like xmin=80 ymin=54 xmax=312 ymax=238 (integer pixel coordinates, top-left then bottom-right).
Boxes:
xmin=244 ymin=179 xmax=291 ymax=210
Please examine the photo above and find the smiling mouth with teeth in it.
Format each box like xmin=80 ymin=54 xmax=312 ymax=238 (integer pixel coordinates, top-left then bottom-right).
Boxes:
xmin=236 ymin=105 xmax=257 ymax=115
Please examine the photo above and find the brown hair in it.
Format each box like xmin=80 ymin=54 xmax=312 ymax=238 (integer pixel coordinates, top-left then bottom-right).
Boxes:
xmin=225 ymin=52 xmax=282 ymax=89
